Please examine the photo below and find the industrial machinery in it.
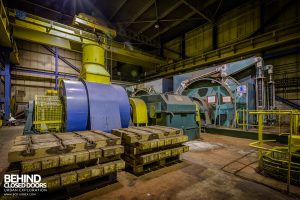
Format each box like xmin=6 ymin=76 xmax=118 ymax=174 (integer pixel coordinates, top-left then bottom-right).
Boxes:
xmin=5 ymin=15 xmax=134 ymax=193
xmin=23 ymin=43 xmax=130 ymax=134
xmin=139 ymin=94 xmax=200 ymax=140
xmin=173 ymin=56 xmax=276 ymax=129
xmin=33 ymin=95 xmax=63 ymax=133
xmin=126 ymin=78 xmax=200 ymax=140
xmin=129 ymin=98 xmax=148 ymax=127
xmin=18 ymin=42 xmax=192 ymax=191
xmin=127 ymin=78 xmax=173 ymax=97
xmin=13 ymin=11 xmax=191 ymax=193
xmin=125 ymin=57 xmax=277 ymax=139
xmin=10 ymin=7 xmax=174 ymax=137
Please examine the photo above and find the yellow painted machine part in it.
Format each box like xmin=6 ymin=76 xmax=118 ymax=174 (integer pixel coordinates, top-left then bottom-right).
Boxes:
xmin=0 ymin=2 xmax=19 ymax=64
xmin=0 ymin=0 xmax=11 ymax=47
xmin=193 ymin=101 xmax=201 ymax=127
xmin=82 ymin=43 xmax=105 ymax=65
xmin=58 ymin=78 xmax=69 ymax=87
xmin=80 ymin=43 xmax=111 ymax=84
xmin=73 ymin=13 xmax=117 ymax=37
xmin=129 ymin=98 xmax=148 ymax=126
xmin=46 ymin=90 xmax=58 ymax=96
xmin=33 ymin=95 xmax=63 ymax=133
xmin=8 ymin=9 xmax=165 ymax=68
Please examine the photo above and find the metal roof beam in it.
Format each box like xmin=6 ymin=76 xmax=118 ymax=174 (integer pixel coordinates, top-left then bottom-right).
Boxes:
xmin=109 ymin=0 xmax=127 ymax=20
xmin=123 ymin=0 xmax=155 ymax=29
xmin=139 ymin=1 xmax=183 ymax=34
xmin=150 ymin=12 xmax=195 ymax=40
xmin=117 ymin=28 xmax=160 ymax=47
xmin=180 ymin=0 xmax=212 ymax=22
xmin=149 ymin=0 xmax=217 ymax=41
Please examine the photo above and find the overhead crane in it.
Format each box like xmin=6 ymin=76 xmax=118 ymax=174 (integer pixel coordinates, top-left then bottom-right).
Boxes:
xmin=0 ymin=4 xmax=166 ymax=120
xmin=8 ymin=9 xmax=166 ymax=68
xmin=0 ymin=1 xmax=19 ymax=64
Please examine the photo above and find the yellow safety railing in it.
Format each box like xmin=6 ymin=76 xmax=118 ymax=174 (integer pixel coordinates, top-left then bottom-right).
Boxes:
xmin=235 ymin=109 xmax=295 ymax=134
xmin=248 ymin=110 xmax=300 ymax=194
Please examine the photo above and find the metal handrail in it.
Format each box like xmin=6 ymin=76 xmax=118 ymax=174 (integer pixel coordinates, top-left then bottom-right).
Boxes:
xmin=249 ymin=110 xmax=300 ymax=194
xmin=235 ymin=109 xmax=298 ymax=132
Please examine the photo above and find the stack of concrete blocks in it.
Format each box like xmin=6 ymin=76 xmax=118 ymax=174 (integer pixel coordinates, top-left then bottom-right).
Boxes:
xmin=112 ymin=125 xmax=189 ymax=174
xmin=8 ymin=130 xmax=125 ymax=190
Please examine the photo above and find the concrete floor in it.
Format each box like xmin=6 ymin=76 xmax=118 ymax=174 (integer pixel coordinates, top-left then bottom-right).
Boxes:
xmin=0 ymin=126 xmax=23 ymax=175
xmin=0 ymin=126 xmax=299 ymax=199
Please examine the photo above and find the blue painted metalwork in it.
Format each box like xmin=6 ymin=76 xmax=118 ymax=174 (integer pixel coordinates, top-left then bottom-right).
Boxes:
xmin=172 ymin=57 xmax=263 ymax=128
xmin=84 ymin=82 xmax=122 ymax=132
xmin=60 ymin=80 xmax=130 ymax=133
xmin=173 ymin=57 xmax=259 ymax=92
xmin=12 ymin=68 xmax=77 ymax=78
xmin=60 ymin=80 xmax=89 ymax=131
xmin=224 ymin=57 xmax=259 ymax=76
xmin=83 ymin=81 xmax=130 ymax=132
xmin=55 ymin=47 xmax=59 ymax=90
xmin=140 ymin=94 xmax=199 ymax=140
xmin=43 ymin=45 xmax=81 ymax=73
xmin=16 ymin=10 xmax=26 ymax=19
xmin=23 ymin=100 xmax=34 ymax=134
xmin=173 ymin=65 xmax=216 ymax=93
xmin=4 ymin=48 xmax=10 ymax=120
xmin=186 ymin=86 xmax=234 ymax=127
xmin=111 ymin=84 xmax=131 ymax=128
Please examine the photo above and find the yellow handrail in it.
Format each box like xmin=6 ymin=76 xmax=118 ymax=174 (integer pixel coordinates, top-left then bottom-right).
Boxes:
xmin=235 ymin=109 xmax=299 ymax=133
xmin=248 ymin=110 xmax=300 ymax=194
